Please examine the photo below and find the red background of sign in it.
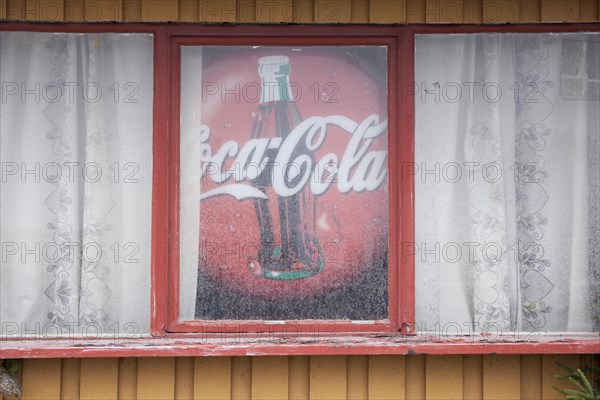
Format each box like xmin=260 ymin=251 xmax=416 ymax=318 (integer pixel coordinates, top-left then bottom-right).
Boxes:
xmin=198 ymin=47 xmax=389 ymax=299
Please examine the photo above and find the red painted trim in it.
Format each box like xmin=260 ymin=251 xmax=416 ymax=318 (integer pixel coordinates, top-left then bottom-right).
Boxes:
xmin=150 ymin=31 xmax=171 ymax=337
xmin=166 ymin=33 xmax=404 ymax=333
xmin=1 ymin=336 xmax=598 ymax=358
xmin=398 ymin=27 xmax=416 ymax=334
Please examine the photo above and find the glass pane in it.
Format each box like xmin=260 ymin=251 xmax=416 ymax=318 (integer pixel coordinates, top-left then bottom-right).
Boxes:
xmin=414 ymin=32 xmax=600 ymax=334
xmin=0 ymin=32 xmax=154 ymax=337
xmin=180 ymin=46 xmax=389 ymax=321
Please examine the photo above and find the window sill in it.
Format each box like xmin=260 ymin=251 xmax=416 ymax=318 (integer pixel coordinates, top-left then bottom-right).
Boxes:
xmin=1 ymin=333 xmax=598 ymax=358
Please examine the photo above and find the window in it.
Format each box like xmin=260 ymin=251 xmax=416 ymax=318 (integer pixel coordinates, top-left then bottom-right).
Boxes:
xmin=0 ymin=23 xmax=598 ymax=357
xmin=173 ymin=43 xmax=395 ymax=333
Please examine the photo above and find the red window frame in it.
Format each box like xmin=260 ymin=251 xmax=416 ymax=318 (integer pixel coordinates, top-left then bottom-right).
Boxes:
xmin=0 ymin=21 xmax=598 ymax=358
xmin=165 ymin=31 xmax=404 ymax=335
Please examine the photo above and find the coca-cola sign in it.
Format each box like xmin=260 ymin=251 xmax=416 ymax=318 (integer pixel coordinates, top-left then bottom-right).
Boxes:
xmin=180 ymin=46 xmax=389 ymax=320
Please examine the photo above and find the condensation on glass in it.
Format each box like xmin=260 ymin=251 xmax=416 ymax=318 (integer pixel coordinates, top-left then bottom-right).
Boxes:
xmin=179 ymin=46 xmax=389 ymax=321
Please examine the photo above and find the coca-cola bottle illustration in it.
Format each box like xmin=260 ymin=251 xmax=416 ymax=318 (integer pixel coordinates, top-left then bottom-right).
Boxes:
xmin=247 ymin=55 xmax=324 ymax=280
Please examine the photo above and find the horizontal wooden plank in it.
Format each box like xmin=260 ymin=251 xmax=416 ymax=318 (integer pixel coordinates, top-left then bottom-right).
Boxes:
xmin=2 ymin=336 xmax=599 ymax=358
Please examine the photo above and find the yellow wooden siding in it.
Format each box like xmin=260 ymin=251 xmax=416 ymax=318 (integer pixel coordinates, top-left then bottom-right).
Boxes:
xmin=1 ymin=0 xmax=599 ymax=22
xmin=1 ymin=355 xmax=596 ymax=400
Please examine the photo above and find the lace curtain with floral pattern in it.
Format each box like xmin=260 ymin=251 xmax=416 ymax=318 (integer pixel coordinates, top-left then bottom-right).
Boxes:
xmin=0 ymin=32 xmax=153 ymax=336
xmin=415 ymin=32 xmax=600 ymax=333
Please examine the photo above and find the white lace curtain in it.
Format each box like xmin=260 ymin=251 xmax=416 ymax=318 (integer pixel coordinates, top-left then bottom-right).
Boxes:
xmin=0 ymin=32 xmax=153 ymax=336
xmin=415 ymin=33 xmax=600 ymax=333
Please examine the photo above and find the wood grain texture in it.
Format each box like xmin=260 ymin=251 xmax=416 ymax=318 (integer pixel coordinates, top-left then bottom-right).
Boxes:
xmin=425 ymin=0 xmax=463 ymax=23
xmin=370 ymin=0 xmax=405 ymax=22
xmin=199 ymin=0 xmax=235 ymax=21
xmin=22 ymin=359 xmax=61 ymax=400
xmin=288 ymin=355 xmax=310 ymax=400
xmin=315 ymin=0 xmax=350 ymax=22
xmin=252 ymin=356 xmax=289 ymax=400
xmin=137 ymin=357 xmax=175 ymax=400
xmin=60 ymin=359 xmax=80 ymax=400
xmin=122 ymin=0 xmax=140 ymax=20
xmin=84 ymin=0 xmax=122 ymax=21
xmin=482 ymin=355 xmax=520 ymax=400
xmin=292 ymin=0 xmax=314 ymax=22
xmin=141 ymin=0 xmax=177 ymax=20
xmin=425 ymin=355 xmax=463 ymax=400
xmin=520 ymin=354 xmax=542 ymax=400
xmin=405 ymin=354 xmax=425 ymax=400
xmin=483 ymin=0 xmax=520 ymax=22
xmin=580 ymin=0 xmax=599 ymax=20
xmin=118 ymin=357 xmax=138 ymax=400
xmin=346 ymin=355 xmax=368 ymax=400
xmin=406 ymin=0 xmax=424 ymax=21
xmin=351 ymin=0 xmax=369 ymax=22
xmin=520 ymin=0 xmax=541 ymax=21
xmin=462 ymin=355 xmax=482 ymax=400
xmin=80 ymin=358 xmax=119 ymax=400
xmin=310 ymin=355 xmax=347 ymax=400
xmin=24 ymin=0 xmax=63 ymax=21
xmin=5 ymin=0 xmax=24 ymax=19
xmin=541 ymin=354 xmax=581 ymax=400
xmin=463 ymin=0 xmax=483 ymax=22
xmin=541 ymin=0 xmax=579 ymax=21
xmin=231 ymin=356 xmax=252 ymax=400
xmin=368 ymin=355 xmax=406 ymax=400
xmin=174 ymin=357 xmax=194 ymax=400
xmin=194 ymin=357 xmax=232 ymax=400
xmin=178 ymin=0 xmax=199 ymax=21
xmin=255 ymin=0 xmax=293 ymax=22
xmin=4 ymin=0 xmax=599 ymax=22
